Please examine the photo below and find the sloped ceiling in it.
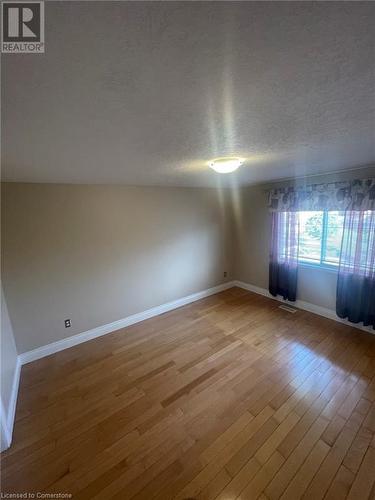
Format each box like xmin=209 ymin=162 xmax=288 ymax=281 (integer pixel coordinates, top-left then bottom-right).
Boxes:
xmin=2 ymin=1 xmax=375 ymax=186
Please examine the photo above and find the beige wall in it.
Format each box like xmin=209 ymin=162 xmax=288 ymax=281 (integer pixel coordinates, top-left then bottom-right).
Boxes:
xmin=1 ymin=183 xmax=233 ymax=353
xmin=2 ymin=166 xmax=374 ymax=355
xmin=232 ymin=166 xmax=375 ymax=309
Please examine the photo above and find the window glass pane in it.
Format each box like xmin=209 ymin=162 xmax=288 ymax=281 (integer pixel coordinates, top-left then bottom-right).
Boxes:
xmin=361 ymin=211 xmax=374 ymax=272
xmin=323 ymin=211 xmax=345 ymax=266
xmin=278 ymin=212 xmax=287 ymax=260
xmin=298 ymin=211 xmax=323 ymax=263
xmin=277 ymin=212 xmax=299 ymax=261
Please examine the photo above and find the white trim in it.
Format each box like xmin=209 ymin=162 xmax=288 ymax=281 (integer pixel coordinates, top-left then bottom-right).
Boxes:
xmin=233 ymin=280 xmax=374 ymax=335
xmin=1 ymin=398 xmax=11 ymax=452
xmin=0 ymin=357 xmax=21 ymax=451
xmin=19 ymin=282 xmax=236 ymax=365
xmin=18 ymin=278 xmax=374 ymax=366
xmin=7 ymin=357 xmax=21 ymax=440
xmin=4 ymin=278 xmax=373 ymax=451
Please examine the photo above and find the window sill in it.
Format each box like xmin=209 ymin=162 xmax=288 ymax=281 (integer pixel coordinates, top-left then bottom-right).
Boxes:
xmin=298 ymin=261 xmax=338 ymax=274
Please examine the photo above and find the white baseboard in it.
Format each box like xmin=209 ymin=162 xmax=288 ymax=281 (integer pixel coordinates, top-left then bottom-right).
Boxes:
xmin=19 ymin=281 xmax=236 ymax=366
xmin=2 ymin=282 xmax=231 ymax=450
xmin=233 ymin=280 xmax=374 ymax=334
xmin=17 ymin=278 xmax=374 ymax=366
xmin=4 ymin=278 xmax=373 ymax=451
xmin=0 ymin=357 xmax=21 ymax=452
xmin=1 ymin=398 xmax=11 ymax=452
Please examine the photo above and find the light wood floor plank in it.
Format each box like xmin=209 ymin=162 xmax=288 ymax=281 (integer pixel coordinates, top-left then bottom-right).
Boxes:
xmin=0 ymin=287 xmax=374 ymax=500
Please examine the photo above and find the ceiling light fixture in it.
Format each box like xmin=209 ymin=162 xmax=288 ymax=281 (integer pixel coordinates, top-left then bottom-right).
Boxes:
xmin=208 ymin=157 xmax=244 ymax=174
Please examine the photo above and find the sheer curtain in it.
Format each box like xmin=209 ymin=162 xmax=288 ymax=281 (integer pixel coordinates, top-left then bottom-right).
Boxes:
xmin=269 ymin=211 xmax=299 ymax=301
xmin=336 ymin=210 xmax=375 ymax=329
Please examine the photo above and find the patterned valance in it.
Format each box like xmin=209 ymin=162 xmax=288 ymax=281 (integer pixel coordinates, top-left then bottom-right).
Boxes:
xmin=268 ymin=178 xmax=375 ymax=212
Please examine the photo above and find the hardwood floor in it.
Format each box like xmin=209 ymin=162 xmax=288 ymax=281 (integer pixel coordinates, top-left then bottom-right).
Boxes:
xmin=1 ymin=287 xmax=375 ymax=499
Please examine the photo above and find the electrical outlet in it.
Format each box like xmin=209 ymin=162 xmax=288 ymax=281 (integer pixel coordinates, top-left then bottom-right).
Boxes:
xmin=223 ymin=271 xmax=227 ymax=278
xmin=64 ymin=319 xmax=71 ymax=328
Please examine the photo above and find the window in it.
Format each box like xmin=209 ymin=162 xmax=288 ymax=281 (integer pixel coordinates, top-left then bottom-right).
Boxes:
xmin=340 ymin=210 xmax=375 ymax=273
xmin=298 ymin=211 xmax=345 ymax=268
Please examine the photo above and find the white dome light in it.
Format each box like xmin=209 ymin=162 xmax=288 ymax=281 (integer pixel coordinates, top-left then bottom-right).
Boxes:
xmin=208 ymin=157 xmax=244 ymax=174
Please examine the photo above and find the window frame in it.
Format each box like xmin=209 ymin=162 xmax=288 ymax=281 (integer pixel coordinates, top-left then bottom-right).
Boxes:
xmin=297 ymin=210 xmax=342 ymax=272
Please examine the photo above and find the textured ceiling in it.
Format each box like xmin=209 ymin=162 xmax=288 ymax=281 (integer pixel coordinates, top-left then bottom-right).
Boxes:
xmin=2 ymin=1 xmax=375 ymax=187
